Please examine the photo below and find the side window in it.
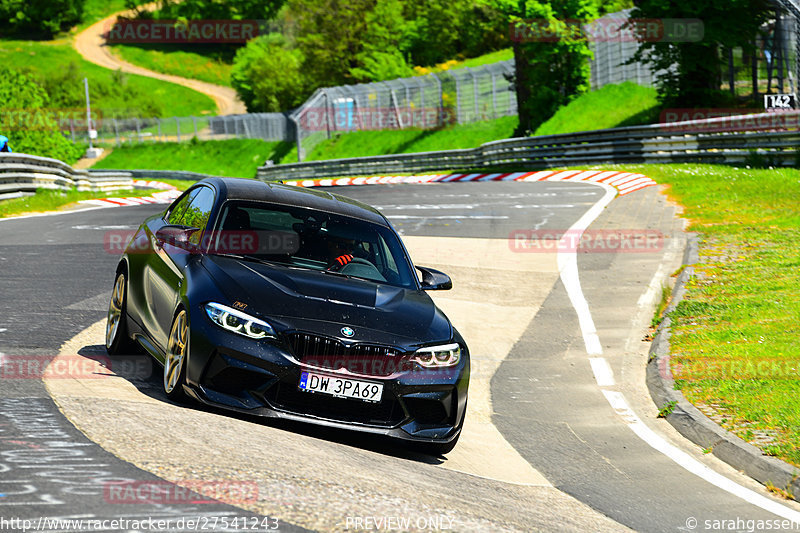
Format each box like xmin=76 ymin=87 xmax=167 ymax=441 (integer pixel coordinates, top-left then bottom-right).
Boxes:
xmin=167 ymin=190 xmax=198 ymax=225
xmin=379 ymin=236 xmax=400 ymax=277
xmin=181 ymin=187 xmax=216 ymax=245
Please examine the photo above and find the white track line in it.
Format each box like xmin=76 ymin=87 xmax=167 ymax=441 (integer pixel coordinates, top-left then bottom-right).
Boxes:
xmin=602 ymin=390 xmax=800 ymax=523
xmin=557 ymin=182 xmax=617 ymax=355
xmin=561 ymin=182 xmax=800 ymax=521
xmin=589 ymin=357 xmax=616 ymax=387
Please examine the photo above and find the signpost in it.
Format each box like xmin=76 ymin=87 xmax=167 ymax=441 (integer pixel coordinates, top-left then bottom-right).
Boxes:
xmin=84 ymin=78 xmax=103 ymax=158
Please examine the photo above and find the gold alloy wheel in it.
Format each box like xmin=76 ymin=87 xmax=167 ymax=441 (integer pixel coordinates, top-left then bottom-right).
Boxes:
xmin=105 ymin=273 xmax=125 ymax=349
xmin=164 ymin=310 xmax=188 ymax=394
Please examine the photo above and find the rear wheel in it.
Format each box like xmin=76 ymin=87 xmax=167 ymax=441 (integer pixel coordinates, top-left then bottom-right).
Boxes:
xmin=164 ymin=309 xmax=190 ymax=402
xmin=106 ymin=272 xmax=137 ymax=355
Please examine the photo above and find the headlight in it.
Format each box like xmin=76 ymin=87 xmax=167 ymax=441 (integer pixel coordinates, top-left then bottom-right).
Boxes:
xmin=413 ymin=343 xmax=461 ymax=368
xmin=204 ymin=302 xmax=276 ymax=339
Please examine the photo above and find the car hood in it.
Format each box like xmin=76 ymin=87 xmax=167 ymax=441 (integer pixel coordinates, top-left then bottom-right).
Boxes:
xmin=201 ymin=255 xmax=453 ymax=346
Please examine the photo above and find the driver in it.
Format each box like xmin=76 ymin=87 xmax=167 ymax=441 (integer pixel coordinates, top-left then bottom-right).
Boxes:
xmin=327 ymin=235 xmax=355 ymax=269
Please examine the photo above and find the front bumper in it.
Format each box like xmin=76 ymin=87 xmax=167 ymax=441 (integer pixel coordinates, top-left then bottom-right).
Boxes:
xmin=183 ymin=309 xmax=470 ymax=444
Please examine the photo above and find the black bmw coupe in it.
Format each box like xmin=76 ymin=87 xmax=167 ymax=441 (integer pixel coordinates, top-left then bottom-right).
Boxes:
xmin=106 ymin=177 xmax=469 ymax=454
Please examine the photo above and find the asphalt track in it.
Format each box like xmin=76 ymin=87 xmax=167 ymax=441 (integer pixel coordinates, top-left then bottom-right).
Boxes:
xmin=1 ymin=181 xmax=799 ymax=532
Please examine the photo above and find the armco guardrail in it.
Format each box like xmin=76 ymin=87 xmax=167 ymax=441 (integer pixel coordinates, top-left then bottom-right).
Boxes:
xmin=0 ymin=153 xmax=136 ymax=200
xmin=88 ymin=169 xmax=240 ymax=181
xmin=257 ymin=111 xmax=800 ymax=181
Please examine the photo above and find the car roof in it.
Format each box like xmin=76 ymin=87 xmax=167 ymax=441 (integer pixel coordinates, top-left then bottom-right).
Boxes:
xmin=197 ymin=177 xmax=389 ymax=226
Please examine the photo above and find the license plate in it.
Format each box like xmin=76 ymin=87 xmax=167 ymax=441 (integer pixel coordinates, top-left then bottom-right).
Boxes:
xmin=298 ymin=372 xmax=383 ymax=403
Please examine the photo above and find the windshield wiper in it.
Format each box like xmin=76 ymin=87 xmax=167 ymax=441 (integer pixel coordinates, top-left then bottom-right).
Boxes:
xmin=211 ymin=252 xmax=282 ymax=266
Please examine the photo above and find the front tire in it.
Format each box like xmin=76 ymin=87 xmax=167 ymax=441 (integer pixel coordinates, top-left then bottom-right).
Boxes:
xmin=106 ymin=272 xmax=137 ymax=355
xmin=164 ymin=309 xmax=190 ymax=402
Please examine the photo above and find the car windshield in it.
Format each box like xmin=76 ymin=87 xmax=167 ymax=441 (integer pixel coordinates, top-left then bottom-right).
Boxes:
xmin=209 ymin=201 xmax=417 ymax=289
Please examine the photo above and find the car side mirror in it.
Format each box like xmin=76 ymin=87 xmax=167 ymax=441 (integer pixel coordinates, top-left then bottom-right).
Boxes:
xmin=416 ymin=266 xmax=452 ymax=291
xmin=155 ymin=225 xmax=200 ymax=251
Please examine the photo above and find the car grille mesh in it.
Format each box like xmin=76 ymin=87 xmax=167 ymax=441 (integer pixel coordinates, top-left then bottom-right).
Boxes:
xmin=286 ymin=333 xmax=409 ymax=377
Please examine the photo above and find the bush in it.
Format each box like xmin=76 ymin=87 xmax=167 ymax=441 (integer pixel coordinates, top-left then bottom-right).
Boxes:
xmin=0 ymin=68 xmax=83 ymax=162
xmin=231 ymin=34 xmax=306 ymax=113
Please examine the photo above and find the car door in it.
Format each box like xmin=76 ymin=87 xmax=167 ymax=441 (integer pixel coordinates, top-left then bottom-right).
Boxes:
xmin=144 ymin=185 xmax=216 ymax=354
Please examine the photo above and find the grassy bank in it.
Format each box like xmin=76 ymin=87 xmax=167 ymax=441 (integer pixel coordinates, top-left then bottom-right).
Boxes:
xmin=304 ymin=116 xmax=518 ymax=161
xmin=2 ymin=40 xmax=216 ymax=117
xmin=77 ymin=0 xmax=147 ymax=30
xmin=535 ymin=82 xmax=659 ymax=136
xmin=110 ymin=44 xmax=234 ymax=87
xmin=600 ymin=163 xmax=800 ymax=468
xmin=93 ymin=139 xmax=293 ymax=177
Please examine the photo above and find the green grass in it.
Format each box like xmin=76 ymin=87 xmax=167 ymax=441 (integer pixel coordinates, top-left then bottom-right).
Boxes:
xmin=413 ymin=48 xmax=513 ymax=76
xmin=74 ymin=0 xmax=148 ymax=31
xmin=110 ymin=44 xmax=234 ymax=87
xmin=534 ymin=82 xmax=659 ymax=136
xmin=581 ymin=163 xmax=800 ymax=467
xmin=0 ymin=187 xmax=167 ymax=218
xmin=304 ymin=116 xmax=518 ymax=161
xmin=2 ymin=39 xmax=216 ymax=117
xmin=93 ymin=139 xmax=293 ymax=177
xmin=454 ymin=48 xmax=513 ymax=69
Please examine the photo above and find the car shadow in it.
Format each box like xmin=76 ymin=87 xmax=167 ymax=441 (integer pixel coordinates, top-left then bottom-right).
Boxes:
xmin=74 ymin=344 xmax=446 ymax=465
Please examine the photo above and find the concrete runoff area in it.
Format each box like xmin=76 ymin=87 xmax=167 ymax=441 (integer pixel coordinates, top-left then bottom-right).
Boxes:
xmin=46 ymin=233 xmax=626 ymax=531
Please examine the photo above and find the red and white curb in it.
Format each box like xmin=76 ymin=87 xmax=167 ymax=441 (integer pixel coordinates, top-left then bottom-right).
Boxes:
xmin=78 ymin=180 xmax=180 ymax=207
xmin=285 ymin=170 xmax=657 ymax=196
xmin=132 ymin=179 xmax=177 ymax=190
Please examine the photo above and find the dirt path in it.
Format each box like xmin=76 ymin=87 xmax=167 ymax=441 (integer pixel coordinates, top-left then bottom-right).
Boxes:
xmin=73 ymin=6 xmax=247 ymax=115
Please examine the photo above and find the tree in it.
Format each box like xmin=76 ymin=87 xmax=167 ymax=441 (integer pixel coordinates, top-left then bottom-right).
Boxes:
xmin=289 ymin=0 xmax=375 ymax=87
xmin=0 ymin=0 xmax=85 ymax=37
xmin=401 ymin=0 xmax=469 ymax=66
xmin=630 ymin=0 xmax=771 ymax=107
xmin=231 ymin=34 xmax=306 ymax=112
xmin=499 ymin=0 xmax=597 ymax=135
xmin=149 ymin=0 xmax=287 ymax=20
xmin=350 ymin=0 xmax=414 ymax=82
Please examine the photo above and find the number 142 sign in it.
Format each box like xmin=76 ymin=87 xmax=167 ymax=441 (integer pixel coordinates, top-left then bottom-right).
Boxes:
xmin=764 ymin=93 xmax=796 ymax=110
